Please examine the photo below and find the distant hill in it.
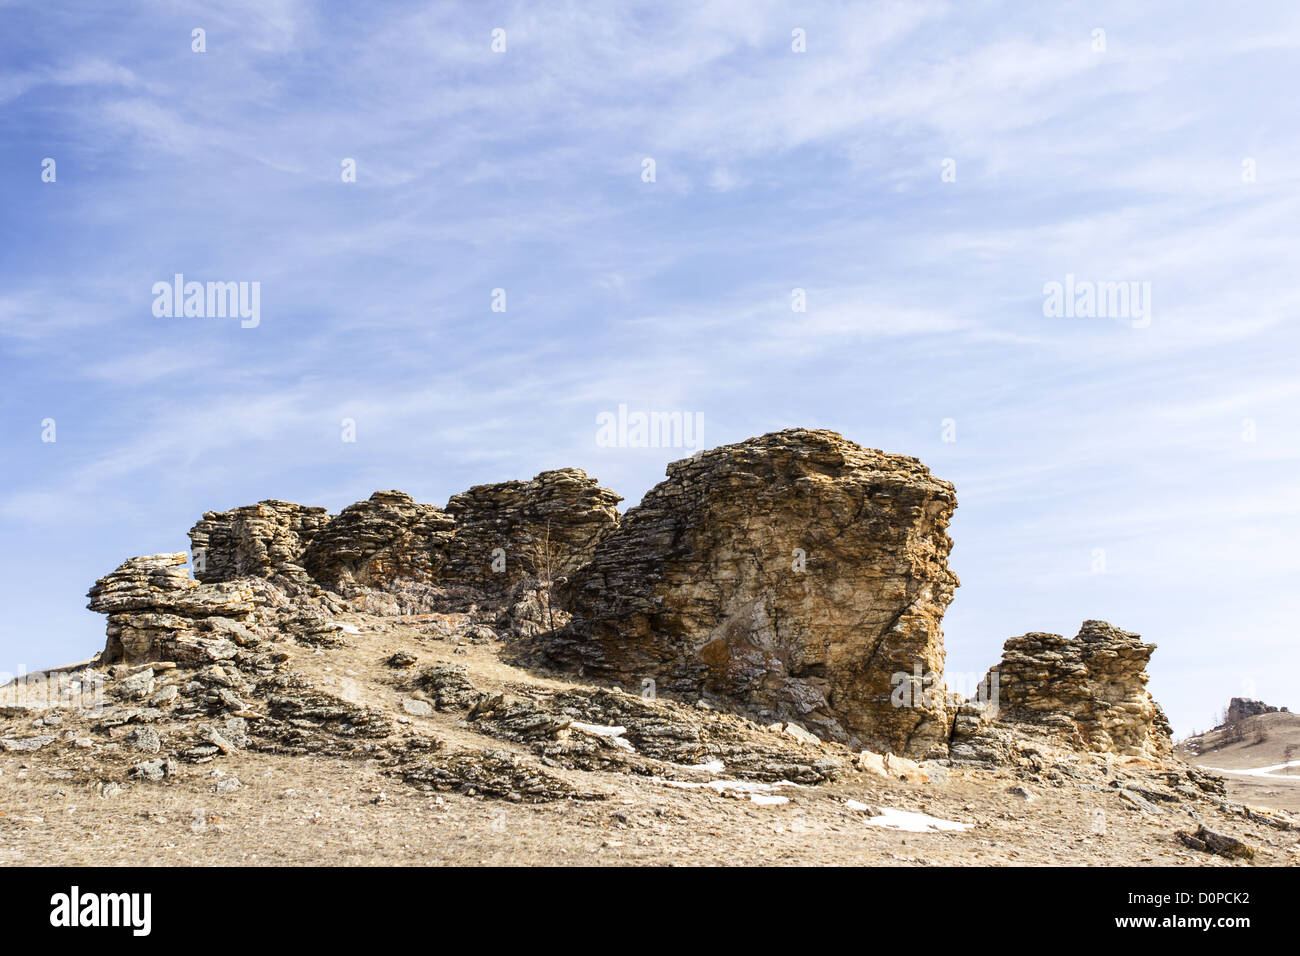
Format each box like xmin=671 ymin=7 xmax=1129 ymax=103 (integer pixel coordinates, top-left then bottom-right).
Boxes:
xmin=1178 ymin=708 xmax=1300 ymax=814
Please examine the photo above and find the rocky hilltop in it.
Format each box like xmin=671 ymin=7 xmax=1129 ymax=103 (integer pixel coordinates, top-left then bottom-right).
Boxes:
xmin=1178 ymin=699 xmax=1300 ymax=819
xmin=2 ymin=428 xmax=1294 ymax=865
xmin=80 ymin=429 xmax=1185 ymax=762
xmin=1221 ymin=697 xmax=1289 ymax=726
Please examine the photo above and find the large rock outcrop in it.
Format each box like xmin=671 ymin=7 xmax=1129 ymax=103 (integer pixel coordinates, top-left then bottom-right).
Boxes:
xmin=541 ymin=428 xmax=959 ymax=756
xmin=83 ymin=429 xmax=1191 ymax=771
xmin=442 ymin=468 xmax=622 ymax=595
xmin=299 ymin=491 xmax=456 ymax=593
xmin=1223 ymin=697 xmax=1284 ymax=726
xmin=188 ymin=500 xmax=330 ymax=591
xmin=87 ymin=553 xmax=265 ymax=666
xmin=968 ymin=620 xmax=1173 ymax=759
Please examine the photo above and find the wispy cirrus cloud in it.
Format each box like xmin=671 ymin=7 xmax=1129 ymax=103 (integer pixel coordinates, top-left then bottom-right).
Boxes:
xmin=2 ymin=0 xmax=1298 ymax=733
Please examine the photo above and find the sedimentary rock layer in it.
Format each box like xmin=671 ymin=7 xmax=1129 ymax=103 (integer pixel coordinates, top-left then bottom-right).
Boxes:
xmin=544 ymin=428 xmax=959 ymax=756
xmin=299 ymin=491 xmax=456 ymax=593
xmin=189 ymin=500 xmax=330 ymax=588
xmin=442 ymin=468 xmax=622 ymax=595
xmin=982 ymin=620 xmax=1173 ymax=758
xmin=87 ymin=553 xmax=264 ymax=666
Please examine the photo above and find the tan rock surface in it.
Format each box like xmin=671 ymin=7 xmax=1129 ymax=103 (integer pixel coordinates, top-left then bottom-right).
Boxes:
xmin=541 ymin=428 xmax=959 ymax=756
xmin=977 ymin=621 xmax=1173 ymax=759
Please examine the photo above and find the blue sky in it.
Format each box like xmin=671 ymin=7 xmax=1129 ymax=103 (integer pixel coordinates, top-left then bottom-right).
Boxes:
xmin=2 ymin=0 xmax=1297 ymax=736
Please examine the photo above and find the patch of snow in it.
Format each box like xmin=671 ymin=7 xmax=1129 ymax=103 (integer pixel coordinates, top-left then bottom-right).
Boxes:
xmin=657 ymin=777 xmax=801 ymax=805
xmin=860 ymin=807 xmax=973 ymax=833
xmin=844 ymin=799 xmax=871 ymax=812
xmin=570 ymin=721 xmax=626 ymax=737
xmin=333 ymin=623 xmax=361 ymax=634
xmin=1203 ymin=759 xmax=1300 ymax=781
xmin=569 ymin=721 xmax=635 ymax=751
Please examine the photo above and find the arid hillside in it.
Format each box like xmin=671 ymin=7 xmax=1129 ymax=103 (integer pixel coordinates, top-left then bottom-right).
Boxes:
xmin=1179 ymin=706 xmax=1300 ymax=816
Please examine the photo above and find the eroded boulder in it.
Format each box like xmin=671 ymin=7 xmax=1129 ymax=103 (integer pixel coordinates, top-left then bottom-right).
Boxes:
xmin=87 ymin=553 xmax=264 ymax=665
xmin=540 ymin=428 xmax=959 ymax=756
xmin=299 ymin=491 xmax=456 ymax=593
xmin=972 ymin=620 xmax=1173 ymax=759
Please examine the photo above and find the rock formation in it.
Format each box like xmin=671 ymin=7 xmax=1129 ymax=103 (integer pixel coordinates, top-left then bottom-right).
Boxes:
xmin=541 ymin=428 xmax=959 ymax=757
xmin=299 ymin=491 xmax=456 ymax=594
xmin=963 ymin=621 xmax=1173 ymax=759
xmin=187 ymin=473 xmax=621 ymax=613
xmin=81 ymin=428 xmax=1184 ymax=768
xmin=442 ymin=468 xmax=621 ymax=596
xmin=188 ymin=500 xmax=330 ymax=592
xmin=87 ymin=553 xmax=266 ymax=666
xmin=1223 ymin=697 xmax=1284 ymax=726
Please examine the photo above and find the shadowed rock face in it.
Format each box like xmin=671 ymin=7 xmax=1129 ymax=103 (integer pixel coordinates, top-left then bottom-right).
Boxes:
xmin=541 ymin=428 xmax=959 ymax=757
xmin=984 ymin=620 xmax=1173 ymax=758
xmin=442 ymin=468 xmax=622 ymax=596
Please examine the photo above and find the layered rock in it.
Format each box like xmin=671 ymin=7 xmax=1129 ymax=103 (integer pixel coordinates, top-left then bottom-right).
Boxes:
xmin=541 ymin=428 xmax=959 ymax=756
xmin=442 ymin=468 xmax=622 ymax=596
xmin=299 ymin=491 xmax=455 ymax=593
xmin=87 ymin=553 xmax=265 ymax=666
xmin=188 ymin=500 xmax=330 ymax=591
xmin=969 ymin=620 xmax=1172 ymax=758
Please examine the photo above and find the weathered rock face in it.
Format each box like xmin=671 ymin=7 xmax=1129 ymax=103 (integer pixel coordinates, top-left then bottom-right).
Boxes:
xmin=87 ymin=553 xmax=264 ymax=666
xmin=188 ymin=500 xmax=330 ymax=588
xmin=299 ymin=491 xmax=456 ymax=593
xmin=541 ymin=428 xmax=959 ymax=757
xmin=1224 ymin=697 xmax=1283 ymax=725
xmin=442 ymin=468 xmax=622 ymax=595
xmin=977 ymin=621 xmax=1172 ymax=759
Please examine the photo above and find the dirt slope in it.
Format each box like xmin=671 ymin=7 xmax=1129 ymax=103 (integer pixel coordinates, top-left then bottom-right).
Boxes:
xmin=2 ymin=615 xmax=1297 ymax=866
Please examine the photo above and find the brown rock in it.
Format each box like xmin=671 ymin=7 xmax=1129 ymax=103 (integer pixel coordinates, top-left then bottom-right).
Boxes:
xmin=541 ymin=428 xmax=959 ymax=756
xmin=299 ymin=491 xmax=455 ymax=593
xmin=1177 ymin=824 xmax=1255 ymax=860
xmin=981 ymin=621 xmax=1172 ymax=759
xmin=188 ymin=500 xmax=330 ymax=586
xmin=87 ymin=554 xmax=265 ymax=665
xmin=442 ymin=468 xmax=622 ymax=600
